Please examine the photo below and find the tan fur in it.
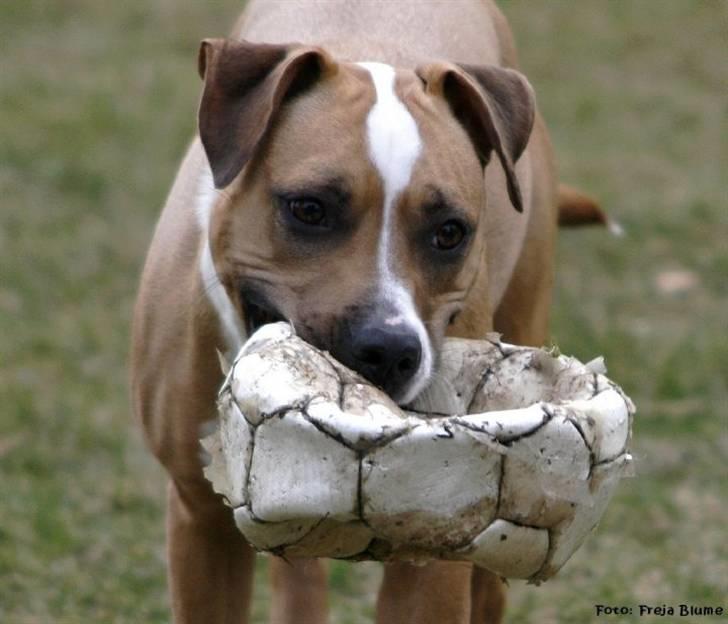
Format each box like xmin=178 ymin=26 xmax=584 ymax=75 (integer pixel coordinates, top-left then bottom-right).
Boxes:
xmin=131 ymin=1 xmax=559 ymax=622
xmin=557 ymin=183 xmax=606 ymax=226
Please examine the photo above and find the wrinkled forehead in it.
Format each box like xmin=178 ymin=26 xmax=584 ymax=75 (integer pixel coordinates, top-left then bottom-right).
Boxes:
xmin=261 ymin=62 xmax=373 ymax=188
xmin=353 ymin=61 xmax=483 ymax=212
xmin=265 ymin=61 xmax=481 ymax=209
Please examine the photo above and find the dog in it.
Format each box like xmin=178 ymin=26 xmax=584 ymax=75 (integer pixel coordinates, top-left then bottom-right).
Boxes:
xmin=131 ymin=1 xmax=600 ymax=622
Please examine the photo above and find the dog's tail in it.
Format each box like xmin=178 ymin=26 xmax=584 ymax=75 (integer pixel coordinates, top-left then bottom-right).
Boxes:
xmin=558 ymin=184 xmax=605 ymax=226
xmin=557 ymin=184 xmax=624 ymax=236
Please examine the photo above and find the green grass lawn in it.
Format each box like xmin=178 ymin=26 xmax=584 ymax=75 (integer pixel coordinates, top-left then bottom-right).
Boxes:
xmin=1 ymin=1 xmax=725 ymax=622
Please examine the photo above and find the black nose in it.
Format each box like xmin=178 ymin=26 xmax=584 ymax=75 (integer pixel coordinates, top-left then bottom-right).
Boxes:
xmin=338 ymin=322 xmax=422 ymax=398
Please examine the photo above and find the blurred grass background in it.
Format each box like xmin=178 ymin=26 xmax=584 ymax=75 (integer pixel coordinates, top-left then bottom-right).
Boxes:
xmin=1 ymin=1 xmax=725 ymax=622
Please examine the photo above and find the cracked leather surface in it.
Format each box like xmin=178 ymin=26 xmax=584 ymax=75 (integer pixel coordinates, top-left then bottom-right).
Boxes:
xmin=201 ymin=323 xmax=634 ymax=581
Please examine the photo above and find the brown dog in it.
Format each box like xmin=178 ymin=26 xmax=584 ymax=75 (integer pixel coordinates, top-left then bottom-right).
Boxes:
xmin=131 ymin=1 xmax=570 ymax=622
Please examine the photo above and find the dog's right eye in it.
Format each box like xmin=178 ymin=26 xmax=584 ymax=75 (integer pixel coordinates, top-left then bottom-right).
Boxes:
xmin=287 ymin=198 xmax=327 ymax=227
xmin=274 ymin=184 xmax=352 ymax=241
xmin=432 ymin=219 xmax=467 ymax=251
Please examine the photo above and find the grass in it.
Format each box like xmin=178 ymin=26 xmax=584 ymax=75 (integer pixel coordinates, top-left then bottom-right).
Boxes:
xmin=1 ymin=1 xmax=725 ymax=622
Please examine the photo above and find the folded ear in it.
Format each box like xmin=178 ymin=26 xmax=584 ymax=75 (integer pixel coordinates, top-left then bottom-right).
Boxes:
xmin=415 ymin=62 xmax=535 ymax=212
xmin=198 ymin=39 xmax=336 ymax=188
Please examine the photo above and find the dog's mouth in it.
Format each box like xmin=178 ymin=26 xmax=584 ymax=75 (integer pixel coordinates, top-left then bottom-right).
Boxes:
xmin=241 ymin=289 xmax=286 ymax=336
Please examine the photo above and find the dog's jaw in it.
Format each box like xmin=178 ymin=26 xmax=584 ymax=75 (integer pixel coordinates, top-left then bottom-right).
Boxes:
xmin=240 ymin=288 xmax=287 ymax=337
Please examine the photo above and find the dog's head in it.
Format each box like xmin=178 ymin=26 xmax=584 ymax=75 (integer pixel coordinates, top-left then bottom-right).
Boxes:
xmin=198 ymin=39 xmax=535 ymax=404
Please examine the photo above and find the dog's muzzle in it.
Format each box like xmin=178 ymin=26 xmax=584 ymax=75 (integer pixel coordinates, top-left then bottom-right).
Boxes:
xmin=332 ymin=310 xmax=423 ymax=402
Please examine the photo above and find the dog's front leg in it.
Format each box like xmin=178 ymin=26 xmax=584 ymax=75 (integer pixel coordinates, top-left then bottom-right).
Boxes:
xmin=268 ymin=557 xmax=328 ymax=624
xmin=376 ymin=561 xmax=473 ymax=624
xmin=132 ymin=315 xmax=257 ymax=622
xmin=167 ymin=477 xmax=256 ymax=624
xmin=469 ymin=567 xmax=507 ymax=624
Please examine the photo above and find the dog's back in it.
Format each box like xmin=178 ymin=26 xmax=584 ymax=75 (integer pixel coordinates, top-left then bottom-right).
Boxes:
xmin=237 ymin=0 xmax=516 ymax=68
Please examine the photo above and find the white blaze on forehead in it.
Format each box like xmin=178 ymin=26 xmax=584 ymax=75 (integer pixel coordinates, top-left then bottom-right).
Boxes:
xmin=357 ymin=62 xmax=433 ymax=404
xmin=358 ymin=62 xmax=422 ymax=203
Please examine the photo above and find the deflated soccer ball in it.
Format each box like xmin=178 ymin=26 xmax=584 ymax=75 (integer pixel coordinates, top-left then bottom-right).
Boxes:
xmin=201 ymin=322 xmax=634 ymax=581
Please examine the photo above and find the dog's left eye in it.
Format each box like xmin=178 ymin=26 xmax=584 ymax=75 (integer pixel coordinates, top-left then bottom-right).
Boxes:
xmin=432 ymin=220 xmax=467 ymax=251
xmin=287 ymin=198 xmax=327 ymax=227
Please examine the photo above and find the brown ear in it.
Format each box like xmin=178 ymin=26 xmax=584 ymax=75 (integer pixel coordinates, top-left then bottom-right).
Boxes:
xmin=416 ymin=62 xmax=535 ymax=212
xmin=198 ymin=39 xmax=335 ymax=188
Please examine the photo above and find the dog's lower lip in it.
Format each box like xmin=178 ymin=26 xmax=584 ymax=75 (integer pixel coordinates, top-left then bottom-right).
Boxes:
xmin=241 ymin=292 xmax=285 ymax=334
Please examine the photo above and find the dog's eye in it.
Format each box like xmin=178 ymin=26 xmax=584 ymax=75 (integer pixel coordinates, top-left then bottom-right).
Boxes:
xmin=288 ymin=198 xmax=327 ymax=227
xmin=432 ymin=220 xmax=466 ymax=250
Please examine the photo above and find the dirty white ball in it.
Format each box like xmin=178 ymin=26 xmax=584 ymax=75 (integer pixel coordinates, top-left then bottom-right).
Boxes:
xmin=201 ymin=322 xmax=634 ymax=581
